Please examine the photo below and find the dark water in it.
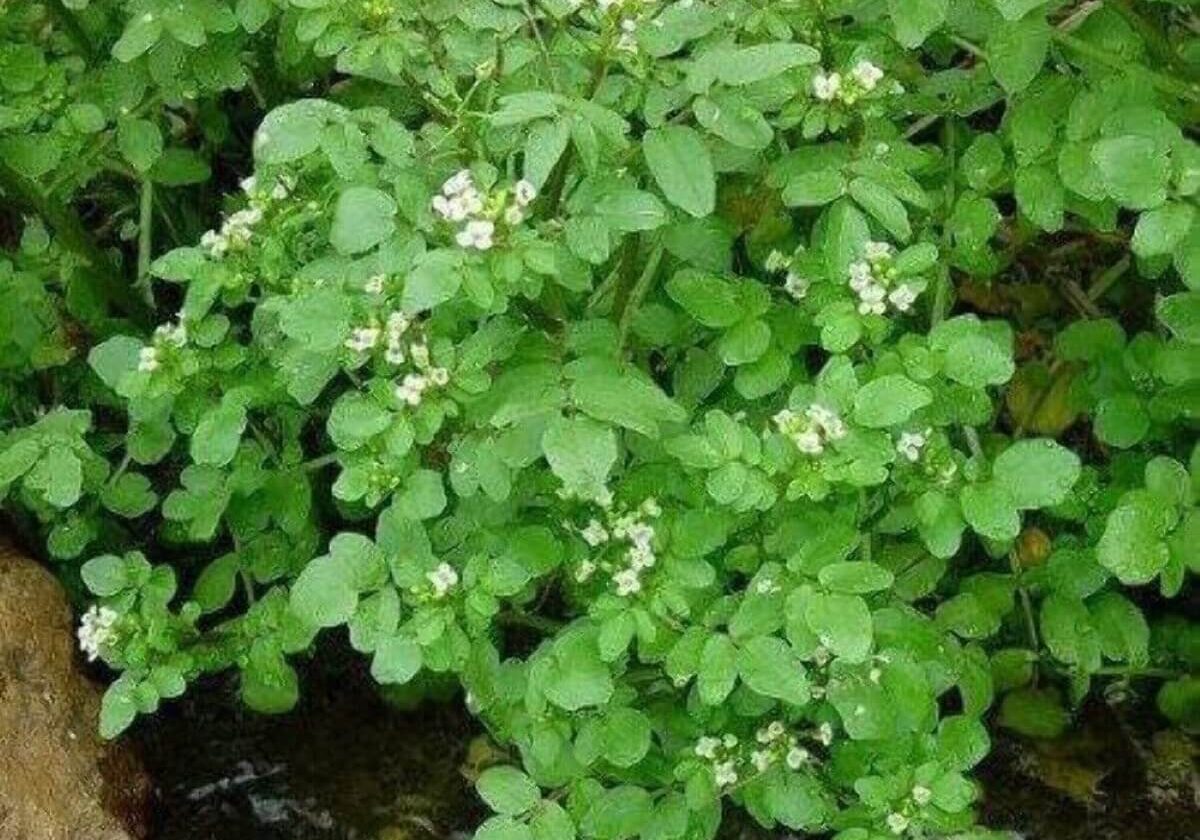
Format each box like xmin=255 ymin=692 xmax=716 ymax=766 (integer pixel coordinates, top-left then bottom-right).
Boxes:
xmin=133 ymin=654 xmax=483 ymax=840
xmin=132 ymin=655 xmax=1198 ymax=840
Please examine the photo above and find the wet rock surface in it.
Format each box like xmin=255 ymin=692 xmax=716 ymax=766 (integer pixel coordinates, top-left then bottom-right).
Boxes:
xmin=0 ymin=539 xmax=151 ymax=840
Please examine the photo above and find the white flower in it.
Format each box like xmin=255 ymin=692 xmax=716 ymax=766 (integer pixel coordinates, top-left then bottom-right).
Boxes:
xmin=848 ymin=261 xmax=874 ymax=292
xmin=271 ymin=177 xmax=293 ymax=200
xmin=443 ymin=169 xmax=473 ymax=196
xmin=627 ymin=522 xmax=655 ymax=550
xmin=627 ymin=544 xmax=656 ymax=570
xmin=785 ymin=271 xmax=810 ymax=301
xmin=765 ymin=250 xmax=788 ymax=273
xmin=575 ymin=560 xmax=597 ymax=583
xmin=864 ymin=240 xmax=893 ymax=262
xmin=410 ymin=342 xmax=430 ymax=369
xmin=786 ymin=746 xmax=810 ymax=770
xmin=888 ymin=284 xmax=918 ymax=313
xmin=869 ymin=667 xmax=883 ymax=684
xmin=722 ymin=733 xmax=738 ymax=749
xmin=154 ymin=322 xmax=187 ymax=348
xmin=694 ymin=736 xmax=722 ymax=760
xmin=640 ymin=497 xmax=661 ymax=518
xmin=812 ymin=71 xmax=842 ymax=101
xmin=613 ymin=568 xmax=642 ymax=597
xmin=365 ymin=274 xmax=386 ymax=295
xmin=395 ymin=373 xmax=428 ymax=406
xmin=240 ymin=175 xmax=257 ymax=194
xmin=581 ymin=519 xmax=609 ymax=546
xmin=387 ymin=311 xmax=410 ymax=336
xmin=755 ymin=577 xmax=780 ymax=595
xmin=897 ymin=431 xmax=927 ymax=463
xmin=852 ymin=60 xmax=884 ymax=92
xmin=504 ymin=205 xmax=526 ymax=226
xmin=427 ymin=562 xmax=459 ymax=597
xmin=857 ymin=283 xmax=887 ymax=316
xmin=807 ymin=405 xmax=847 ymax=441
xmin=750 ymin=750 xmax=774 ymax=773
xmin=911 ymin=785 xmax=932 ymax=806
xmin=886 ymin=813 xmax=910 ymax=835
xmin=767 ymin=721 xmax=785 ymax=740
xmin=713 ymin=760 xmax=739 ymax=788
xmin=429 ymin=367 xmax=450 ymax=387
xmin=456 ymin=219 xmax=495 ymax=251
xmin=200 ymin=229 xmax=228 ymax=257
xmin=386 ymin=346 xmax=406 ymax=365
xmin=77 ymin=606 xmax=119 ymax=662
xmin=816 ymin=722 xmax=834 ymax=746
xmin=138 ymin=346 xmax=160 ymax=373
xmin=345 ymin=327 xmax=381 ymax=353
xmin=514 ymin=179 xmax=537 ymax=206
xmin=794 ymin=429 xmax=824 ymax=455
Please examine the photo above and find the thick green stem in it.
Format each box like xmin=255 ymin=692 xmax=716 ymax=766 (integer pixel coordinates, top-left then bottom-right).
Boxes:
xmin=617 ymin=242 xmax=665 ymax=353
xmin=136 ymin=179 xmax=154 ymax=305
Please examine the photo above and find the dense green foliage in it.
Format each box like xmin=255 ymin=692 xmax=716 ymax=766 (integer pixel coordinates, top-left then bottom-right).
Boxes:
xmin=2 ymin=1 xmax=1199 ymax=838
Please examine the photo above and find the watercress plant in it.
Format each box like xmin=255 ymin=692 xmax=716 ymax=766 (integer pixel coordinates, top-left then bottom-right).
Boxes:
xmin=2 ymin=2 xmax=1199 ymax=839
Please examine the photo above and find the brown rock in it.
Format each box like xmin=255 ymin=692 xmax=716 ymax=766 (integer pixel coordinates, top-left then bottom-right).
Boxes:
xmin=0 ymin=537 xmax=151 ymax=840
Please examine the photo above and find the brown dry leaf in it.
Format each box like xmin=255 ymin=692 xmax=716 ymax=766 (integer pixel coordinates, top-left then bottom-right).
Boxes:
xmin=1006 ymin=361 xmax=1081 ymax=437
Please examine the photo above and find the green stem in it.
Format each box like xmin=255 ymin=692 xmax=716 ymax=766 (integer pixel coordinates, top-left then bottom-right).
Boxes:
xmin=1087 ymin=254 xmax=1131 ymax=303
xmin=136 ymin=179 xmax=154 ymax=304
xmin=302 ymin=453 xmax=339 ymax=472
xmin=617 ymin=242 xmax=665 ymax=353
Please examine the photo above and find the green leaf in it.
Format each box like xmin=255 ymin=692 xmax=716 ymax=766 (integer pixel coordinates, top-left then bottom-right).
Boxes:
xmin=960 ymin=482 xmax=1020 ymax=541
xmin=290 ymin=555 xmax=359 ymax=628
xmin=370 ymin=635 xmax=423 ymax=684
xmin=998 ymin=688 xmax=1068 ymax=739
xmin=988 ymin=15 xmax=1050 ymax=94
xmin=403 ymin=248 xmax=464 ymax=314
xmin=805 ymin=593 xmax=872 ymax=663
xmin=665 ymin=270 xmax=743 ymax=328
xmin=888 ymin=0 xmax=947 ymax=47
xmin=542 ymin=416 xmax=617 ymax=504
xmin=992 ymin=439 xmax=1081 ymax=509
xmin=328 ymin=392 xmax=392 ymax=451
xmin=643 ymin=126 xmax=715 ymax=218
xmin=190 ymin=401 xmax=247 ymax=467
xmin=1157 ymin=292 xmax=1200 ymax=344
xmin=853 ymin=375 xmax=932 ymax=428
xmin=395 ymin=469 xmax=447 ymax=519
xmin=1097 ymin=501 xmax=1170 ymax=585
xmin=100 ymin=682 xmax=139 ymax=739
xmin=848 ymin=178 xmax=911 ymax=242
xmin=82 ymin=554 xmax=130 ymax=596
xmin=331 ymin=186 xmax=396 ymax=254
xmin=1092 ymin=136 xmax=1170 ymax=210
xmin=697 ymin=633 xmax=738 ymax=704
xmin=100 ymin=472 xmax=157 ymax=518
xmin=477 ymin=766 xmax=541 ymax=816
xmin=593 ymin=188 xmax=668 ymax=232
xmin=117 ymin=117 xmax=163 ymax=173
xmin=736 ymin=636 xmax=810 ymax=705
xmin=1132 ymin=203 xmax=1196 ymax=258
xmin=818 ymin=561 xmax=895 ymax=594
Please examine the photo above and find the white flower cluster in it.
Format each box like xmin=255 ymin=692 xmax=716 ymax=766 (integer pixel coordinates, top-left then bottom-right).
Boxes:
xmin=431 ymin=170 xmax=537 ymax=252
xmin=886 ymin=813 xmax=910 ymax=835
xmin=693 ymin=733 xmax=742 ymax=789
xmin=812 ymin=60 xmax=885 ymax=106
xmin=764 ymin=250 xmax=811 ymax=302
xmin=394 ymin=338 xmax=450 ymax=407
xmin=201 ymin=206 xmax=263 ymax=258
xmin=896 ymin=429 xmax=931 ymax=463
xmin=77 ymin=605 xmax=119 ymax=662
xmin=773 ymin=404 xmax=848 ymax=456
xmin=848 ymin=241 xmax=919 ymax=316
xmin=694 ymin=721 xmax=829 ymax=792
xmin=752 ymin=720 xmax=816 ymax=774
xmin=573 ymin=497 xmax=662 ymax=597
xmin=239 ymin=174 xmax=294 ymax=204
xmin=426 ymin=562 xmax=459 ymax=599
xmin=138 ymin=320 xmax=188 ymax=373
